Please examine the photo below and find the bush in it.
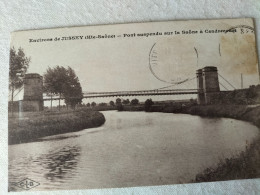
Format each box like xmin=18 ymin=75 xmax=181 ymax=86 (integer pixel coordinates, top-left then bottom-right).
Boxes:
xmin=116 ymin=98 xmax=121 ymax=106
xmin=116 ymin=103 xmax=124 ymax=111
xmin=109 ymin=101 xmax=115 ymax=106
xmin=144 ymin=99 xmax=154 ymax=112
xmin=130 ymin=98 xmax=139 ymax=105
xmin=99 ymin=102 xmax=107 ymax=107
xmin=122 ymin=99 xmax=130 ymax=105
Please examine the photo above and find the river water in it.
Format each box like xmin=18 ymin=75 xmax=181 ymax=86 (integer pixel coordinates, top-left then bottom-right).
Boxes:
xmin=9 ymin=111 xmax=259 ymax=191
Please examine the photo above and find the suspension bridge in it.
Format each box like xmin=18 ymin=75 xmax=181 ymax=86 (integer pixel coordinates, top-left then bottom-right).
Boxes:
xmin=13 ymin=74 xmax=234 ymax=101
xmin=43 ymin=89 xmax=200 ymax=101
xmin=10 ymin=66 xmax=238 ymax=111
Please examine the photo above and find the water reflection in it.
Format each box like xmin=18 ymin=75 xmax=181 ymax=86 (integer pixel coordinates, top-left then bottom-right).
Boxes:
xmin=37 ymin=146 xmax=81 ymax=181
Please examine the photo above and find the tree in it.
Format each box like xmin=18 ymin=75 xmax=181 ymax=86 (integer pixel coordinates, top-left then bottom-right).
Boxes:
xmin=247 ymin=85 xmax=257 ymax=99
xmin=9 ymin=47 xmax=31 ymax=114
xmin=189 ymin=98 xmax=197 ymax=106
xmin=86 ymin=103 xmax=91 ymax=107
xmin=144 ymin=99 xmax=154 ymax=112
xmin=91 ymin=102 xmax=96 ymax=107
xmin=63 ymin=67 xmax=83 ymax=109
xmin=43 ymin=66 xmax=83 ymax=110
xmin=122 ymin=99 xmax=130 ymax=105
xmin=99 ymin=102 xmax=107 ymax=107
xmin=130 ymin=98 xmax=139 ymax=105
xmin=109 ymin=100 xmax=115 ymax=106
xmin=44 ymin=66 xmax=66 ymax=110
xmin=117 ymin=103 xmax=124 ymax=111
xmin=116 ymin=98 xmax=121 ymax=105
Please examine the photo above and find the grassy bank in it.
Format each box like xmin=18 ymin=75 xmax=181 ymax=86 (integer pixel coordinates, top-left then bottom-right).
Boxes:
xmin=91 ymin=105 xmax=117 ymax=111
xmin=182 ymin=105 xmax=260 ymax=182
xmin=193 ymin=139 xmax=260 ymax=182
xmin=119 ymin=105 xmax=144 ymax=111
xmin=182 ymin=105 xmax=260 ymax=127
xmin=8 ymin=109 xmax=105 ymax=145
xmin=117 ymin=103 xmax=184 ymax=112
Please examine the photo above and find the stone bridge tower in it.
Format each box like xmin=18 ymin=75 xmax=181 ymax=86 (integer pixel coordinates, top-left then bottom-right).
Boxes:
xmin=196 ymin=69 xmax=205 ymax=104
xmin=197 ymin=66 xmax=220 ymax=104
xmin=23 ymin=73 xmax=43 ymax=111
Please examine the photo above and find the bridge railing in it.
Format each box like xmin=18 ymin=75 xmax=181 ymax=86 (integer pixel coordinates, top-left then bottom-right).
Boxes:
xmin=83 ymin=89 xmax=199 ymax=95
xmin=43 ymin=89 xmax=200 ymax=101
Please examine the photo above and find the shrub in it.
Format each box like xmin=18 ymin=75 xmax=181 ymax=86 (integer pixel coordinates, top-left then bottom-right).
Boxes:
xmin=130 ymin=98 xmax=139 ymax=105
xmin=109 ymin=101 xmax=115 ymax=106
xmin=144 ymin=99 xmax=154 ymax=112
xmin=116 ymin=103 xmax=124 ymax=111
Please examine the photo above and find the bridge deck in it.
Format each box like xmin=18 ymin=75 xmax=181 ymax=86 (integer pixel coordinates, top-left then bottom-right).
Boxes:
xmin=43 ymin=89 xmax=199 ymax=101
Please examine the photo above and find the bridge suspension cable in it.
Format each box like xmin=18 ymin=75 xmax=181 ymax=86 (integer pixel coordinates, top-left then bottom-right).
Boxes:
xmin=218 ymin=73 xmax=236 ymax=90
xmin=219 ymin=82 xmax=228 ymax=90
xmin=13 ymin=86 xmax=24 ymax=99
xmin=154 ymin=76 xmax=196 ymax=90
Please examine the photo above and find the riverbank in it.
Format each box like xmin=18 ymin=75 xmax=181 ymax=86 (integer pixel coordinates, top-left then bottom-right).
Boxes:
xmin=8 ymin=109 xmax=105 ymax=145
xmin=182 ymin=105 xmax=260 ymax=127
xmin=118 ymin=103 xmax=260 ymax=182
xmin=119 ymin=103 xmax=260 ymax=127
xmin=182 ymin=105 xmax=260 ymax=182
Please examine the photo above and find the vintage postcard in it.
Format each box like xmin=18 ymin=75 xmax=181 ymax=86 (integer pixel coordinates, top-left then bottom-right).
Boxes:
xmin=8 ymin=18 xmax=260 ymax=191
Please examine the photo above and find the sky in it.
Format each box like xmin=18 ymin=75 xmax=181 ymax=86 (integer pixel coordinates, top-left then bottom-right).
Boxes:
xmin=10 ymin=18 xmax=259 ymax=104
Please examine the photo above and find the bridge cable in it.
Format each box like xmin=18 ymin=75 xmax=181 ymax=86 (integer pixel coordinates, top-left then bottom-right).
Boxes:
xmin=219 ymin=82 xmax=228 ymax=90
xmin=79 ymin=77 xmax=198 ymax=98
xmin=218 ymin=73 xmax=236 ymax=89
xmin=154 ymin=76 xmax=196 ymax=90
xmin=13 ymin=86 xmax=24 ymax=99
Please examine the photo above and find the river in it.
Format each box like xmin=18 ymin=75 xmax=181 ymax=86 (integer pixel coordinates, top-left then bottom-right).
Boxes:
xmin=9 ymin=111 xmax=260 ymax=191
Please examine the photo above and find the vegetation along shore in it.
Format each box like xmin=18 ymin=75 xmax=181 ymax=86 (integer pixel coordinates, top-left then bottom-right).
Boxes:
xmin=185 ymin=105 xmax=260 ymax=182
xmin=8 ymin=109 xmax=105 ymax=145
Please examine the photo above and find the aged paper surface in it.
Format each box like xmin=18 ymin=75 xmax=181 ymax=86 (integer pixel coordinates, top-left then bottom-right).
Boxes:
xmin=8 ymin=18 xmax=260 ymax=191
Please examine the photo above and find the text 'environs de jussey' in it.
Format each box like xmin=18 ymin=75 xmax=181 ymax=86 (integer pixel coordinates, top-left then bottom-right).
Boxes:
xmin=28 ymin=28 xmax=239 ymax=43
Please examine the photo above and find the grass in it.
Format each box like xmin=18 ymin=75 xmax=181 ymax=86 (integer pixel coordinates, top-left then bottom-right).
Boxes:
xmin=193 ymin=138 xmax=260 ymax=182
xmin=8 ymin=108 xmax=105 ymax=145
xmin=182 ymin=104 xmax=260 ymax=182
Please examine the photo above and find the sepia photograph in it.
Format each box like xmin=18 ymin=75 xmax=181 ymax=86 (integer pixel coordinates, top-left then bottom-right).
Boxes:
xmin=8 ymin=18 xmax=260 ymax=191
